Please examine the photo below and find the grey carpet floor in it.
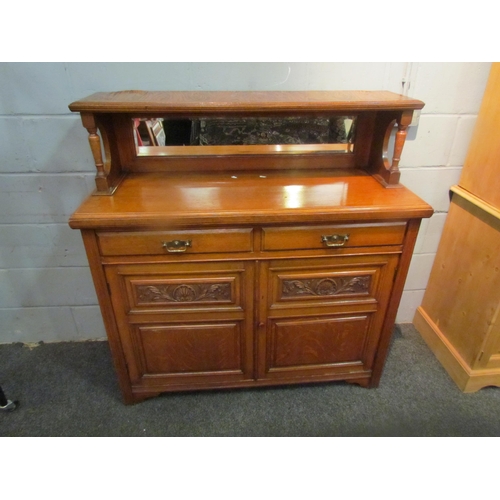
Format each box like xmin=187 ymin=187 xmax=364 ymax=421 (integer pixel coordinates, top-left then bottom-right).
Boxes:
xmin=1 ymin=324 xmax=499 ymax=436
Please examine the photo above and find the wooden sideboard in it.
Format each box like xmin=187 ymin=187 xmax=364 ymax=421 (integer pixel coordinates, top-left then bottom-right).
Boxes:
xmin=68 ymin=91 xmax=433 ymax=404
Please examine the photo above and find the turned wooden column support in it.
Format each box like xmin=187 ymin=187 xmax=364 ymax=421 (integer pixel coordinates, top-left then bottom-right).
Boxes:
xmin=81 ymin=113 xmax=104 ymax=175
xmin=372 ymin=109 xmax=414 ymax=187
xmin=81 ymin=112 xmax=112 ymax=193
xmin=391 ymin=110 xmax=413 ymax=173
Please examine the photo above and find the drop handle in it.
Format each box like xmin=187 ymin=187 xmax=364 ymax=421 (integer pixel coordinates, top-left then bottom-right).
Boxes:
xmin=162 ymin=239 xmax=192 ymax=253
xmin=321 ymin=234 xmax=349 ymax=247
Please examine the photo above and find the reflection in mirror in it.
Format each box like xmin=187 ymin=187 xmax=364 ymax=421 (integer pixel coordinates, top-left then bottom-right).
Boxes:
xmin=133 ymin=116 xmax=356 ymax=156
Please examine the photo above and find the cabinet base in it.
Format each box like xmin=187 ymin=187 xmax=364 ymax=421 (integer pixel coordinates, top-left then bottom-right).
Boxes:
xmin=125 ymin=372 xmax=373 ymax=404
xmin=414 ymin=307 xmax=500 ymax=393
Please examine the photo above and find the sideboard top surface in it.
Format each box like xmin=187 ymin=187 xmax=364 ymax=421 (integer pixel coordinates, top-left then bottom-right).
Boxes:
xmin=69 ymin=169 xmax=433 ymax=229
xmin=69 ymin=90 xmax=425 ymax=114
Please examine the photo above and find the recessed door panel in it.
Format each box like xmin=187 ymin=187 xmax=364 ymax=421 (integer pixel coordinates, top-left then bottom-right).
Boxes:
xmin=136 ymin=322 xmax=242 ymax=374
xmin=270 ymin=314 xmax=370 ymax=369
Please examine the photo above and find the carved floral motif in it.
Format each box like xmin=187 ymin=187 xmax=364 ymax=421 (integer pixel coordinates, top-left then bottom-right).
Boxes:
xmin=136 ymin=282 xmax=231 ymax=304
xmin=282 ymin=276 xmax=370 ymax=298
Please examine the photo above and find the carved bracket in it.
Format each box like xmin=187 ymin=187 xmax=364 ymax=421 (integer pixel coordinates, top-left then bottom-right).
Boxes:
xmin=80 ymin=112 xmax=123 ymax=195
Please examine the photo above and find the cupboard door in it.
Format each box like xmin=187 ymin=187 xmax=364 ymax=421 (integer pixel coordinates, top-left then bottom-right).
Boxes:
xmin=105 ymin=261 xmax=254 ymax=390
xmin=257 ymin=254 xmax=398 ymax=381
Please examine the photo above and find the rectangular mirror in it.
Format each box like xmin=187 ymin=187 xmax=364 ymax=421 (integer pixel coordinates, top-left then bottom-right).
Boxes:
xmin=133 ymin=116 xmax=356 ymax=156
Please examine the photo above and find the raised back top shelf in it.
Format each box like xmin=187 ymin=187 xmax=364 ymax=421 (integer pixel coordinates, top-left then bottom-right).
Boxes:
xmin=69 ymin=91 xmax=424 ymax=194
xmin=69 ymin=90 xmax=424 ymax=113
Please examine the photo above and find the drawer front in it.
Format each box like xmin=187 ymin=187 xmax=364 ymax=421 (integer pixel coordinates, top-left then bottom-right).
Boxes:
xmin=262 ymin=223 xmax=406 ymax=251
xmin=98 ymin=228 xmax=253 ymax=256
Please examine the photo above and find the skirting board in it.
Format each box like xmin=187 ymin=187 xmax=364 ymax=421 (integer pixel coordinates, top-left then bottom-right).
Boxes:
xmin=413 ymin=307 xmax=500 ymax=393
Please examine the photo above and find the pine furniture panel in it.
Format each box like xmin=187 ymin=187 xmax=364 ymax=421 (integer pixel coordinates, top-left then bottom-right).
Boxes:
xmin=414 ymin=64 xmax=500 ymax=392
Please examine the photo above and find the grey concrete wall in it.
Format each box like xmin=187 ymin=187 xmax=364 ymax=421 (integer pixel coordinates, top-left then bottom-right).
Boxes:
xmin=0 ymin=62 xmax=492 ymax=342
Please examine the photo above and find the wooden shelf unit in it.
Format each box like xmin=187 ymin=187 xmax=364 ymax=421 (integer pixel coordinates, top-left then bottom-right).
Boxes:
xmin=69 ymin=91 xmax=432 ymax=404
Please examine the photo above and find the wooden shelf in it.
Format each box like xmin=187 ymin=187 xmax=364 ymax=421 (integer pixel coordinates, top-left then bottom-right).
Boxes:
xmin=70 ymin=170 xmax=432 ymax=230
xmin=69 ymin=90 xmax=425 ymax=114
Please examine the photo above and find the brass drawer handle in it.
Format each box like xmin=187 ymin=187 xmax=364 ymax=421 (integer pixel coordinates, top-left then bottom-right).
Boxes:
xmin=321 ymin=234 xmax=349 ymax=247
xmin=162 ymin=239 xmax=192 ymax=253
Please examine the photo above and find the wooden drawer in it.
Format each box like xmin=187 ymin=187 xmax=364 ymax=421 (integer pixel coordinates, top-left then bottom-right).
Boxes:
xmin=98 ymin=228 xmax=253 ymax=256
xmin=261 ymin=223 xmax=406 ymax=251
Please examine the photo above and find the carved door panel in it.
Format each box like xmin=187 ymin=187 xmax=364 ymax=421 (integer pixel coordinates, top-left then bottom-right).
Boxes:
xmin=257 ymin=254 xmax=399 ymax=381
xmin=105 ymin=261 xmax=254 ymax=390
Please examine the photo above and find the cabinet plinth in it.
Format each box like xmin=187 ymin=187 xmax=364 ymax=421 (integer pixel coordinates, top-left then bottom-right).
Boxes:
xmin=69 ymin=91 xmax=432 ymax=404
